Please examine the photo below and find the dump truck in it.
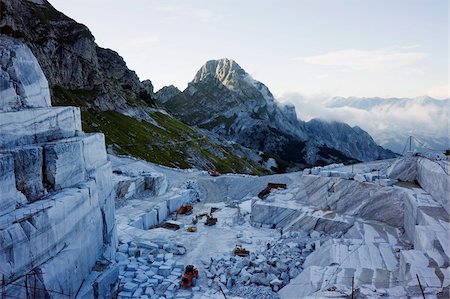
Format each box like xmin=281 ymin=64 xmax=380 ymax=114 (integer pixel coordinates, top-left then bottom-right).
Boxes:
xmin=180 ymin=265 xmax=199 ymax=287
xmin=234 ymin=244 xmax=250 ymax=257
xmin=258 ymin=183 xmax=288 ymax=199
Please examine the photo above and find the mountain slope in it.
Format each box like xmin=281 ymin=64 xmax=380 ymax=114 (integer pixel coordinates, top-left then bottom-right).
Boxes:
xmin=158 ymin=59 xmax=395 ymax=166
xmin=0 ymin=0 xmax=266 ymax=174
xmin=305 ymin=119 xmax=395 ymax=161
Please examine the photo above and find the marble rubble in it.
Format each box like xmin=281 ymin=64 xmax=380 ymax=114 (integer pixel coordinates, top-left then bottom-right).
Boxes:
xmin=0 ymin=37 xmax=118 ymax=298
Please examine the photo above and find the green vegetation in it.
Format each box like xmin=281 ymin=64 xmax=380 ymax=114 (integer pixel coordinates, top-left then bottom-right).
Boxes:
xmin=52 ymin=85 xmax=265 ymax=174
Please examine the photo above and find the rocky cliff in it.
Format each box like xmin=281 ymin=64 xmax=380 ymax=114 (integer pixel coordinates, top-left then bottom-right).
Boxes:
xmin=0 ymin=0 xmax=155 ymax=117
xmin=0 ymin=36 xmax=118 ymax=298
xmin=305 ymin=118 xmax=395 ymax=161
xmin=158 ymin=58 xmax=395 ymax=167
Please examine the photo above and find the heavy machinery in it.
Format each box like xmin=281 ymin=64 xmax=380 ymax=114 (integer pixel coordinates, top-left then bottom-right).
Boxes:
xmin=257 ymin=183 xmax=288 ymax=199
xmin=186 ymin=226 xmax=197 ymax=232
xmin=204 ymin=215 xmax=217 ymax=226
xmin=180 ymin=265 xmax=199 ymax=287
xmin=234 ymin=244 xmax=250 ymax=257
xmin=208 ymin=170 xmax=221 ymax=177
xmin=176 ymin=205 xmax=193 ymax=218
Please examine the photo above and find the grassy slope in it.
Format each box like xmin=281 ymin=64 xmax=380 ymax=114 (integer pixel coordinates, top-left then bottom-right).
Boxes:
xmin=52 ymin=85 xmax=266 ymax=174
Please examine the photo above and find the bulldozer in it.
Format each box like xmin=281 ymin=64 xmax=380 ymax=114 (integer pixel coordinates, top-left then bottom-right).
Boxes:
xmin=176 ymin=205 xmax=193 ymax=218
xmin=204 ymin=215 xmax=217 ymax=226
xmin=234 ymin=244 xmax=250 ymax=257
xmin=258 ymin=183 xmax=288 ymax=199
xmin=180 ymin=265 xmax=199 ymax=288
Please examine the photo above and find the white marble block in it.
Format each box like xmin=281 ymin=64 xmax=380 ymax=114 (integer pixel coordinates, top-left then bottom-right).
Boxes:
xmin=0 ymin=107 xmax=82 ymax=147
xmin=0 ymin=36 xmax=51 ymax=111
xmin=0 ymin=154 xmax=26 ymax=216
xmin=44 ymin=139 xmax=86 ymax=190
xmin=2 ymin=146 xmax=45 ymax=202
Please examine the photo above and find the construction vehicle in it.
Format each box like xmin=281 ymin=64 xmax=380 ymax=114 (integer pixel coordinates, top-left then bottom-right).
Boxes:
xmin=208 ymin=170 xmax=221 ymax=177
xmin=176 ymin=205 xmax=193 ymax=218
xmin=206 ymin=163 xmax=221 ymax=177
xmin=258 ymin=183 xmax=288 ymax=199
xmin=204 ymin=215 xmax=217 ymax=226
xmin=197 ymin=212 xmax=208 ymax=219
xmin=180 ymin=265 xmax=199 ymax=287
xmin=186 ymin=226 xmax=197 ymax=232
xmin=234 ymin=244 xmax=250 ymax=257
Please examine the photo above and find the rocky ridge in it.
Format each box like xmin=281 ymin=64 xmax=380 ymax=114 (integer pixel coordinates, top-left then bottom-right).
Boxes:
xmin=158 ymin=58 xmax=396 ymax=168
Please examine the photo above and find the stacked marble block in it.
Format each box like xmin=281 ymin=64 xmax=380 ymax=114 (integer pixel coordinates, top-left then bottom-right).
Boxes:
xmin=0 ymin=37 xmax=118 ymax=298
xmin=392 ymin=157 xmax=450 ymax=291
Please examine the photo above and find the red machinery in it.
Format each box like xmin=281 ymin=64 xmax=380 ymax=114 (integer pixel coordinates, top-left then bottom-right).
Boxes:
xmin=258 ymin=183 xmax=287 ymax=199
xmin=180 ymin=265 xmax=199 ymax=287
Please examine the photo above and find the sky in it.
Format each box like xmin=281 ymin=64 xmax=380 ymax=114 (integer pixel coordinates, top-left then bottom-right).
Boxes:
xmin=50 ymin=0 xmax=448 ymax=100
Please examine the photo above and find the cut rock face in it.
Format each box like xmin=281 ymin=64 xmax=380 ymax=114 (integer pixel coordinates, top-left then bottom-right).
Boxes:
xmin=0 ymin=36 xmax=51 ymax=111
xmin=0 ymin=37 xmax=118 ymax=297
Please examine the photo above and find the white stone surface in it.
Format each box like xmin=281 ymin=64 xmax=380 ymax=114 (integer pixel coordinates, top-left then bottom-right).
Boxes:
xmin=0 ymin=106 xmax=82 ymax=147
xmin=0 ymin=38 xmax=118 ymax=297
xmin=0 ymin=36 xmax=51 ymax=111
xmin=417 ymin=157 xmax=450 ymax=214
xmin=1 ymin=146 xmax=45 ymax=202
xmin=44 ymin=139 xmax=86 ymax=190
xmin=0 ymin=154 xmax=26 ymax=217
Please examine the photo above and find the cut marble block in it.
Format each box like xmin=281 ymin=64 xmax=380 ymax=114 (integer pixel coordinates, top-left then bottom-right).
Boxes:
xmin=166 ymin=191 xmax=190 ymax=213
xmin=79 ymin=133 xmax=108 ymax=173
xmin=144 ymin=173 xmax=168 ymax=196
xmin=0 ymin=36 xmax=51 ymax=111
xmin=417 ymin=158 xmax=450 ymax=214
xmin=0 ymin=181 xmax=103 ymax=287
xmin=44 ymin=139 xmax=86 ymax=190
xmin=0 ymin=154 xmax=26 ymax=216
xmin=399 ymin=250 xmax=430 ymax=283
xmin=0 ymin=107 xmax=81 ymax=147
xmin=142 ymin=209 xmax=159 ymax=230
xmin=155 ymin=202 xmax=169 ymax=224
xmin=1 ymin=146 xmax=45 ymax=202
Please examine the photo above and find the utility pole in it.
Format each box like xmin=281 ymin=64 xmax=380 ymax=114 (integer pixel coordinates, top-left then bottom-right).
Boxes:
xmin=2 ymin=274 xmax=5 ymax=299
xmin=25 ymin=274 xmax=30 ymax=299
xmin=33 ymin=273 xmax=37 ymax=299
xmin=416 ymin=274 xmax=425 ymax=299
xmin=351 ymin=276 xmax=355 ymax=299
xmin=409 ymin=136 xmax=412 ymax=152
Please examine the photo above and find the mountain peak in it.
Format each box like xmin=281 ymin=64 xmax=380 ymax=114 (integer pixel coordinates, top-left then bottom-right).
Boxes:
xmin=192 ymin=58 xmax=246 ymax=86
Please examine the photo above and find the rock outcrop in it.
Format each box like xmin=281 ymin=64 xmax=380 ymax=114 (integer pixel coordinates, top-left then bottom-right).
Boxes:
xmin=159 ymin=58 xmax=396 ymax=167
xmin=0 ymin=36 xmax=118 ymax=298
xmin=0 ymin=0 xmax=155 ymax=113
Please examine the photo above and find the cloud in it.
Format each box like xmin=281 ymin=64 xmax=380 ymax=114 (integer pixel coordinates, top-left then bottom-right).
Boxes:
xmin=295 ymin=48 xmax=427 ymax=73
xmin=279 ymin=93 xmax=448 ymax=152
xmin=424 ymin=84 xmax=449 ymax=99
xmin=158 ymin=5 xmax=213 ymax=23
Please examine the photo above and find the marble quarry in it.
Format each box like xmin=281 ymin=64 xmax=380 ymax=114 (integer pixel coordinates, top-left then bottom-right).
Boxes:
xmin=252 ymin=158 xmax=449 ymax=298
xmin=0 ymin=36 xmax=118 ymax=298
